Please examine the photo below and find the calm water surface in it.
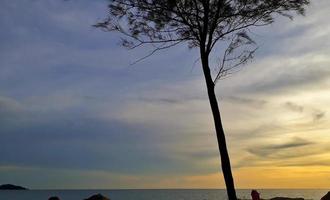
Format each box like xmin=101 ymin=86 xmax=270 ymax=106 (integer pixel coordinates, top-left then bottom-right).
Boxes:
xmin=0 ymin=189 xmax=328 ymax=200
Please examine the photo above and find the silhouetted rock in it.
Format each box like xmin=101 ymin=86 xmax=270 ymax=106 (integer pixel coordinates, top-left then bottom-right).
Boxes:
xmin=48 ymin=197 xmax=61 ymax=200
xmin=0 ymin=184 xmax=28 ymax=190
xmin=84 ymin=193 xmax=110 ymax=200
xmin=321 ymin=192 xmax=330 ymax=200
xmin=270 ymin=197 xmax=304 ymax=200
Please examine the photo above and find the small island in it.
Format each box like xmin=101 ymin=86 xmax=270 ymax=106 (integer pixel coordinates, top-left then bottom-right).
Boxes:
xmin=0 ymin=184 xmax=28 ymax=190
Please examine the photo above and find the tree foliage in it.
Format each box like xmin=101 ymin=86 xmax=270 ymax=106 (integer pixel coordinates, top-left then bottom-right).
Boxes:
xmin=95 ymin=0 xmax=309 ymax=81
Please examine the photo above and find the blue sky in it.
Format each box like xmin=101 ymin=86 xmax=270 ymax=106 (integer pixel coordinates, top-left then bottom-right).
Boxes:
xmin=1 ymin=0 xmax=330 ymax=189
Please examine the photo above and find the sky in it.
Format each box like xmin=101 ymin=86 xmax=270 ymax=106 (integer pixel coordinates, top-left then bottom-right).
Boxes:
xmin=0 ymin=0 xmax=330 ymax=189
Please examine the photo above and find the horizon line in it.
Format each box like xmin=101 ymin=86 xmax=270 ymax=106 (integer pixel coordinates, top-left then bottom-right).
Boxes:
xmin=24 ymin=188 xmax=330 ymax=190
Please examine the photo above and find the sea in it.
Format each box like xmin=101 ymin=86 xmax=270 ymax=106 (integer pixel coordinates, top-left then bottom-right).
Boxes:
xmin=0 ymin=189 xmax=328 ymax=200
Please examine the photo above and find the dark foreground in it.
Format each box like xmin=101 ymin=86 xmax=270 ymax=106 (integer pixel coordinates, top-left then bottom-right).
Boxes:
xmin=0 ymin=189 xmax=329 ymax=200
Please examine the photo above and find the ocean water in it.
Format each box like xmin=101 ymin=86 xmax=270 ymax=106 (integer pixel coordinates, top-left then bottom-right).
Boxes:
xmin=0 ymin=189 xmax=328 ymax=200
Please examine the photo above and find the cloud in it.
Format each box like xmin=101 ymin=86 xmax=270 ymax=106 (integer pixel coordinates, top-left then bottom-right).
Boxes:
xmin=279 ymin=157 xmax=330 ymax=167
xmin=217 ymin=0 xmax=330 ymax=97
xmin=0 ymin=96 xmax=23 ymax=117
xmin=0 ymin=91 xmax=220 ymax=176
xmin=0 ymin=165 xmax=225 ymax=189
xmin=313 ymin=111 xmax=326 ymax=122
xmin=239 ymin=62 xmax=330 ymax=95
xmin=284 ymin=102 xmax=304 ymax=113
xmin=235 ymin=141 xmax=330 ymax=169
xmin=224 ymin=96 xmax=267 ymax=108
xmin=246 ymin=137 xmax=314 ymax=158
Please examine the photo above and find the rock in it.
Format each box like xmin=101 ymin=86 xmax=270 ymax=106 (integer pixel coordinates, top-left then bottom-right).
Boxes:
xmin=321 ymin=192 xmax=330 ymax=200
xmin=270 ymin=197 xmax=304 ymax=200
xmin=48 ymin=197 xmax=61 ymax=200
xmin=84 ymin=193 xmax=110 ymax=200
xmin=0 ymin=184 xmax=28 ymax=190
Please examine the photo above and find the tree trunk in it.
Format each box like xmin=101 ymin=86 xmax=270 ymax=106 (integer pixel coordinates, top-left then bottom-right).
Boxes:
xmin=201 ymin=54 xmax=237 ymax=200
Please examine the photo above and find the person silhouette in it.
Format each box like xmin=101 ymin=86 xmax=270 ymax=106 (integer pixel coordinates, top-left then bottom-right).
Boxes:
xmin=48 ymin=197 xmax=60 ymax=200
xmin=251 ymin=190 xmax=260 ymax=200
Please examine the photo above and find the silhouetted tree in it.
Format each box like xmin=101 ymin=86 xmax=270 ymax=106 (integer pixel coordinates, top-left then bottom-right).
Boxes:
xmin=95 ymin=1 xmax=309 ymax=199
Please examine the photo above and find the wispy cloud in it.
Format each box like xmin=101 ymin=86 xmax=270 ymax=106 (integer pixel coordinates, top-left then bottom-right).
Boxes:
xmin=224 ymin=96 xmax=267 ymax=108
xmin=284 ymin=102 xmax=304 ymax=113
xmin=313 ymin=110 xmax=326 ymax=122
xmin=246 ymin=137 xmax=314 ymax=158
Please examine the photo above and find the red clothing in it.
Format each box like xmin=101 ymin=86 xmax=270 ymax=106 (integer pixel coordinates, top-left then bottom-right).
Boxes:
xmin=251 ymin=190 xmax=260 ymax=200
